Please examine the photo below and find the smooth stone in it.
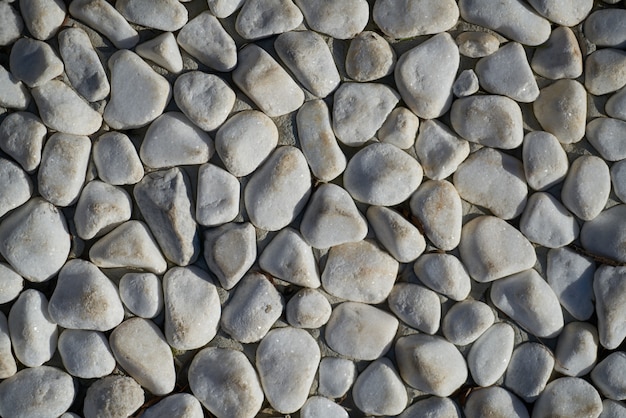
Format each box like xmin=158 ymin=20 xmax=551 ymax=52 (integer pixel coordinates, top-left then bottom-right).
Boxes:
xmin=468 ymin=323 xmax=515 ymax=387
xmin=561 ymin=155 xmax=610 ymax=221
xmin=136 ymin=32 xmax=183 ymax=73
xmin=526 ymin=0 xmax=592 ymax=26
xmin=0 ymin=198 xmax=70 ymax=282
xmin=104 ymin=50 xmax=171 ymax=130
xmin=520 ymin=192 xmax=579 ymax=248
xmin=275 ymin=30 xmax=339 ymax=98
xmin=456 ymin=31 xmax=500 ymax=58
xmin=442 ymin=300 xmax=495 ymax=346
xmin=58 ymin=329 xmax=115 ymax=379
xmin=522 ymin=131 xmax=569 ymax=191
xmin=453 ymin=148 xmax=528 ymax=219
xmin=0 ymin=312 xmax=16 ymax=378
xmin=233 ymin=44 xmax=304 ymax=117
xmin=0 ymin=64 xmax=30 ymax=109
xmin=48 ymin=259 xmax=124 ymax=331
xmin=58 ymin=27 xmax=110 ymax=102
xmin=459 ymin=216 xmax=536 ymax=282
xmin=325 ymin=301 xmax=398 ymax=361
xmin=196 ymin=164 xmax=239 ymax=227
xmin=388 ymin=283 xmax=440 ymax=334
xmin=119 ymin=272 xmax=163 ymax=319
xmin=396 ymin=334 xmax=468 ymax=397
xmin=322 ymin=240 xmax=398 ymax=304
xmin=594 ymin=266 xmax=626 ymax=349
xmin=215 ymin=110 xmax=278 ymax=177
xmin=555 ymin=322 xmax=598 ymax=377
xmin=547 ymin=247 xmax=595 ymax=321
xmin=0 ymin=158 xmax=32 ymax=218
xmin=256 ymin=327 xmax=320 ymax=414
xmin=353 ymin=358 xmax=408 ymax=416
xmin=505 ymin=342 xmax=555 ymax=402
xmin=601 ymin=400 xmax=626 ymax=418
xmin=0 ymin=263 xmax=23 ymax=305
xmin=207 ymin=0 xmax=244 ymax=17
xmin=109 ymin=317 xmax=176 ymax=395
xmin=32 ymin=79 xmax=102 ymax=135
xmin=83 ymin=375 xmax=144 ymax=418
xmin=236 ymin=0 xmax=302 ymax=40
xmin=332 ymin=82 xmax=399 ymax=146
xmin=612 ymin=161 xmax=626 ymax=203
xmin=69 ymin=0 xmax=139 ymax=49
xmin=176 ymin=11 xmax=236 ymax=72
xmin=533 ymin=377 xmax=602 ymax=418
xmin=464 ymin=387 xmax=529 ymax=418
xmin=8 ymin=289 xmax=57 ymax=367
xmin=607 ymin=86 xmax=626 ymax=121
xmin=592 ymin=352 xmax=626 ymax=400
xmin=10 ymin=37 xmax=63 ymax=88
xmin=74 ymin=181 xmax=132 ymax=240
xmin=414 ymin=253 xmax=471 ymax=301
xmin=453 ymin=69 xmax=480 ymax=97
xmin=0 ymin=112 xmax=45 ymax=172
xmin=286 ymin=288 xmax=331 ymax=329
xmin=0 ymin=2 xmax=23 ymax=46
xmin=585 ymin=48 xmax=626 ymax=96
xmin=581 ymin=205 xmax=626 ymax=263
xmin=458 ymin=0 xmax=551 ymax=45
xmin=142 ymin=393 xmax=203 ymax=418
xmin=0 ymin=367 xmax=75 ymax=418
xmin=244 ymin=146 xmax=311 ymax=231
xmin=373 ymin=0 xmax=458 ymax=38
xmin=367 ymin=206 xmax=425 ymax=263
xmin=204 ymin=222 xmax=256 ymax=290
xmin=301 ymin=397 xmax=348 ymax=418
xmin=400 ymin=397 xmax=461 ymax=418
xmin=296 ymin=100 xmax=346 ymax=182
xmin=451 ymin=95 xmax=524 ymax=149
xmin=134 ymin=167 xmax=199 ymax=266
xmin=140 ymin=112 xmax=214 ymax=168
xmin=189 ymin=348 xmax=263 ymax=418
xmin=300 ymin=183 xmax=368 ymax=249
xmin=93 ymin=132 xmax=144 ymax=185
xmin=259 ymin=228 xmax=320 ymax=288
xmin=587 ymin=117 xmax=626 ymax=161
xmin=318 ymin=357 xmax=357 ymax=398
xmin=586 ymin=9 xmax=626 ymax=49
xmin=220 ymin=273 xmax=283 ymax=343
xmin=531 ymin=26 xmax=582 ymax=79
xmin=414 ymin=119 xmax=470 ymax=181
xmin=174 ymin=71 xmax=235 ymax=132
xmin=89 ymin=220 xmax=167 ymax=274
xmin=534 ymin=79 xmax=587 ymax=144
xmin=395 ymin=32 xmax=459 ymax=119
xmin=116 ymin=0 xmax=187 ymax=31
xmin=293 ymin=0 xmax=369 ymax=39
xmin=377 ymin=107 xmax=419 ymax=149
xmin=345 ymin=31 xmax=396 ymax=82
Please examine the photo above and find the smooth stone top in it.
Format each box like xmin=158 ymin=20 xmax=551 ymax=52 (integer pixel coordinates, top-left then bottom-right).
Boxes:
xmin=0 ymin=111 xmax=46 ymax=173
xmin=74 ymin=180 xmax=133 ymax=240
xmin=388 ymin=283 xmax=441 ymax=334
xmin=464 ymin=387 xmax=529 ymax=418
xmin=317 ymin=357 xmax=357 ymax=399
xmin=519 ymin=192 xmax=579 ymax=248
xmin=531 ymin=26 xmax=583 ymax=79
xmin=119 ymin=272 xmax=163 ymax=319
xmin=301 ymin=397 xmax=348 ymax=418
xmin=367 ymin=205 xmax=425 ymax=263
xmin=400 ymin=397 xmax=462 ymax=418
xmin=196 ymin=163 xmax=240 ymax=227
xmin=345 ymin=31 xmax=396 ymax=82
xmin=0 ymin=157 xmax=32 ymax=218
xmin=207 ymin=0 xmax=245 ymax=17
xmin=116 ymin=0 xmax=187 ymax=31
xmin=58 ymin=329 xmax=116 ymax=379
xmin=467 ymin=323 xmax=515 ymax=387
xmin=285 ymin=288 xmax=331 ymax=328
xmin=377 ymin=107 xmax=419 ymax=150
xmin=0 ymin=312 xmax=16 ymax=379
xmin=593 ymin=266 xmax=626 ymax=349
xmin=533 ymin=377 xmax=602 ymax=418
xmin=0 ymin=2 xmax=23 ymax=46
xmin=293 ymin=0 xmax=369 ymax=39
xmin=83 ymin=375 xmax=144 ymax=418
xmin=204 ymin=222 xmax=256 ymax=290
xmin=442 ymin=300 xmax=495 ymax=346
xmin=505 ymin=342 xmax=555 ymax=402
xmin=414 ymin=119 xmax=470 ymax=181
xmin=555 ymin=322 xmax=598 ymax=377
xmin=591 ymin=352 xmax=626 ymax=400
xmin=587 ymin=117 xmax=626 ymax=161
xmin=585 ymin=9 xmax=626 ymax=49
xmin=0 ymin=263 xmax=23 ymax=305
xmin=581 ymin=205 xmax=626 ymax=264
xmin=93 ymin=132 xmax=144 ymax=185
xmin=0 ymin=64 xmax=30 ymax=110
xmin=235 ymin=0 xmax=303 ymax=40
xmin=526 ymin=0 xmax=593 ymax=26
xmin=533 ymin=79 xmax=587 ymax=144
xmin=142 ymin=394 xmax=203 ymax=418
xmin=522 ymin=131 xmax=569 ymax=191
xmin=414 ymin=253 xmax=471 ymax=301
xmin=21 ymin=0 xmax=66 ymax=48
xmin=547 ymin=247 xmax=595 ymax=321
xmin=10 ymin=37 xmax=64 ymax=88
xmin=69 ymin=0 xmax=139 ymax=49
xmin=561 ymin=155 xmax=610 ymax=221
xmin=135 ymin=32 xmax=184 ymax=74
xmin=374 ymin=0 xmax=459 ymax=38
xmin=606 ymin=86 xmax=626 ymax=121
xmin=456 ymin=31 xmax=500 ymax=58
xmin=585 ymin=48 xmax=626 ymax=96
xmin=352 ymin=358 xmax=408 ymax=416
xmin=453 ymin=69 xmax=480 ymax=97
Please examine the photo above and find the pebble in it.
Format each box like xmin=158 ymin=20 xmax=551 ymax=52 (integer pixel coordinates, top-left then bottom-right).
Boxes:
xmin=0 ymin=112 xmax=46 ymax=172
xmin=468 ymin=323 xmax=515 ymax=387
xmin=441 ymin=300 xmax=495 ymax=346
xmin=373 ymin=0 xmax=458 ymax=38
xmin=317 ymin=357 xmax=357 ymax=398
xmin=453 ymin=69 xmax=480 ymax=97
xmin=526 ymin=0 xmax=592 ymax=26
xmin=0 ymin=312 xmax=16 ymax=378
xmin=0 ymin=366 xmax=75 ymax=418
xmin=458 ymin=0 xmax=551 ymax=46
xmin=10 ymin=37 xmax=63 ymax=88
xmin=215 ymin=110 xmax=278 ymax=177
xmin=555 ymin=322 xmax=598 ymax=377
xmin=612 ymin=161 xmax=626 ymax=203
xmin=119 ymin=272 xmax=163 ymax=319
xmin=414 ymin=119 xmax=470 ymax=181
xmin=367 ymin=206 xmax=425 ymax=263
xmin=134 ymin=167 xmax=199 ymax=266
xmin=522 ymin=131 xmax=569 ymax=191
xmin=400 ymin=397 xmax=462 ymax=418
xmin=533 ymin=377 xmax=602 ymax=418
xmin=377 ymin=107 xmax=419 ymax=150
xmin=546 ymin=247 xmax=595 ymax=321
xmin=0 ymin=198 xmax=70 ymax=282
xmin=594 ymin=266 xmax=626 ymax=349
xmin=48 ymin=259 xmax=124 ymax=331
xmin=58 ymin=329 xmax=116 ymax=379
xmin=89 ymin=220 xmax=168 ymax=274
xmin=296 ymin=100 xmax=346 ymax=182
xmin=464 ymin=387 xmax=529 ymax=418
xmin=504 ymin=342 xmax=555 ymax=402
xmin=109 ymin=317 xmax=176 ymax=395
xmin=592 ymin=352 xmax=626 ymax=400
xmin=0 ymin=2 xmax=23 ymax=46
xmin=74 ymin=180 xmax=132 ymax=240
xmin=196 ymin=164 xmax=239 ymax=227
xmin=395 ymin=334 xmax=468 ymax=397
xmin=388 ymin=283 xmax=441 ymax=334
xmin=176 ymin=11 xmax=237 ymax=72
xmin=345 ymin=31 xmax=396 ymax=82
xmin=415 ymin=253 xmax=471 ymax=301
xmin=174 ymin=71 xmax=235 ymax=132
xmin=607 ymin=86 xmax=626 ymax=121
xmin=453 ymin=148 xmax=528 ymax=219
xmin=293 ymin=0 xmax=369 ymax=39
xmin=189 ymin=347 xmax=264 ymax=418
xmin=325 ymin=301 xmax=398 ymax=360
xmin=352 ymin=358 xmax=408 ymax=416
xmin=300 ymin=183 xmax=368 ymax=249
xmin=344 ymin=143 xmax=422 ymax=206
xmin=585 ymin=9 xmax=626 ymax=49
xmin=585 ymin=48 xmax=626 ymax=96
xmin=58 ymin=27 xmax=110 ymax=102
xmin=459 ymin=216 xmax=536 ymax=283
xmin=220 ymin=273 xmax=283 ymax=343
xmin=0 ymin=64 xmax=29 ymax=110
xmin=519 ymin=191 xmax=579 ymax=248
xmin=450 ymin=95 xmax=524 ymax=149
xmin=601 ymin=400 xmax=626 ymax=418
xmin=69 ymin=0 xmax=139 ymax=49
xmin=38 ymin=133 xmax=91 ymax=207
xmin=207 ymin=0 xmax=244 ymax=17
xmin=587 ymin=117 xmax=626 ymax=161
xmin=561 ymin=155 xmax=610 ymax=221
xmin=204 ymin=222 xmax=256 ymax=290
xmin=83 ymin=375 xmax=144 ymax=418
xmin=274 ymin=30 xmax=340 ymax=98
xmin=236 ymin=0 xmax=303 ymax=40
xmin=256 ymin=327 xmax=321 ymax=413
xmin=142 ymin=393 xmax=203 ymax=418
xmin=531 ymin=26 xmax=583 ymax=79
xmin=286 ymin=288 xmax=331 ymax=328
xmin=395 ymin=32 xmax=459 ymax=119
xmin=0 ymin=158 xmax=32 ymax=218
xmin=259 ymin=228 xmax=320 ymax=288
xmin=92 ymin=132 xmax=144 ymax=185
xmin=32 ymin=79 xmax=102 ymax=135
xmin=244 ymin=146 xmax=311 ymax=231
xmin=233 ymin=44 xmax=304 ymax=117
xmin=582 ymin=205 xmax=626 ymax=265
xmin=321 ymin=240 xmax=399 ymax=304
xmin=140 ymin=112 xmax=214 ymax=168
xmin=104 ymin=50 xmax=171 ymax=130
xmin=116 ymin=0 xmax=187 ymax=31
xmin=456 ymin=31 xmax=500 ymax=58
xmin=135 ymin=32 xmax=183 ymax=74
xmin=301 ymin=397 xmax=348 ymax=418
xmin=0 ymin=263 xmax=23 ymax=305
xmin=332 ymin=82 xmax=400 ymax=146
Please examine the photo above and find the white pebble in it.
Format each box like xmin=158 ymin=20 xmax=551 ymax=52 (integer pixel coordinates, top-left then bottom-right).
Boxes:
xmin=601 ymin=399 xmax=626 ymax=418
xmin=293 ymin=0 xmax=369 ymax=39
xmin=555 ymin=322 xmax=598 ymax=377
xmin=69 ymin=0 xmax=139 ymax=49
xmin=453 ymin=69 xmax=480 ymax=97
xmin=135 ymin=32 xmax=183 ymax=73
xmin=142 ymin=393 xmax=203 ymax=418
xmin=531 ymin=26 xmax=583 ymax=79
xmin=353 ymin=358 xmax=408 ymax=416
xmin=116 ymin=0 xmax=187 ymax=31
xmin=93 ymin=132 xmax=144 ymax=185
xmin=546 ymin=247 xmax=595 ymax=320
xmin=465 ymin=387 xmax=529 ymax=418
xmin=468 ymin=323 xmax=515 ymax=387
xmin=196 ymin=163 xmax=240 ymax=227
xmin=522 ymin=131 xmax=569 ymax=191
xmin=10 ymin=37 xmax=63 ymax=88
xmin=585 ymin=48 xmax=626 ymax=96
xmin=414 ymin=253 xmax=471 ymax=301
xmin=587 ymin=117 xmax=626 ymax=161
xmin=207 ymin=0 xmax=244 ymax=17
xmin=592 ymin=352 xmax=626 ymax=400
xmin=442 ymin=300 xmax=495 ymax=346
xmin=58 ymin=329 xmax=116 ymax=379
xmin=0 ymin=158 xmax=32 ymax=218
xmin=301 ymin=397 xmax=348 ymax=418
xmin=526 ymin=0 xmax=592 ymax=26
xmin=561 ymin=155 xmax=610 ymax=221
xmin=119 ymin=272 xmax=163 ymax=319
xmin=505 ymin=342 xmax=554 ymax=402
xmin=0 ymin=64 xmax=30 ymax=109
xmin=612 ymin=161 xmax=626 ymax=203
xmin=456 ymin=31 xmax=500 ymax=58
xmin=0 ymin=112 xmax=45 ymax=172
xmin=581 ymin=205 xmax=626 ymax=265
xmin=204 ymin=222 xmax=256 ymax=290
xmin=0 ymin=312 xmax=16 ymax=379
xmin=367 ymin=205 xmax=425 ymax=263
xmin=236 ymin=0 xmax=302 ymax=40
xmin=83 ymin=375 xmax=144 ymax=418
xmin=388 ymin=283 xmax=440 ymax=334
xmin=533 ymin=377 xmax=602 ymax=418
xmin=534 ymin=79 xmax=587 ymax=144
xmin=318 ymin=357 xmax=356 ymax=399
xmin=286 ymin=288 xmax=331 ymax=328
xmin=594 ymin=265 xmax=626 ymax=349
xmin=373 ymin=0 xmax=458 ymax=38
xmin=345 ymin=31 xmax=396 ymax=82
xmin=400 ymin=397 xmax=461 ymax=418
xmin=414 ymin=119 xmax=470 ymax=181
xmin=0 ymin=263 xmax=23 ymax=305
xmin=377 ymin=107 xmax=419 ymax=150
xmin=74 ymin=180 xmax=132 ymax=240
xmin=607 ymin=86 xmax=626 ymax=121
xmin=0 ymin=2 xmax=23 ymax=46
xmin=585 ymin=9 xmax=626 ymax=49
xmin=519 ymin=191 xmax=579 ymax=248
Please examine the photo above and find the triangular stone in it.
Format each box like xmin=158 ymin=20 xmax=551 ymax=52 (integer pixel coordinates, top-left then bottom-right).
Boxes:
xmin=136 ymin=32 xmax=183 ymax=73
xmin=531 ymin=26 xmax=582 ymax=80
xmin=204 ymin=222 xmax=256 ymax=290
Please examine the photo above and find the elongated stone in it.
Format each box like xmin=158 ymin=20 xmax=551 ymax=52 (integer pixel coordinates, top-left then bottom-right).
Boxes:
xmin=69 ymin=0 xmax=139 ymax=49
xmin=533 ymin=79 xmax=587 ymax=144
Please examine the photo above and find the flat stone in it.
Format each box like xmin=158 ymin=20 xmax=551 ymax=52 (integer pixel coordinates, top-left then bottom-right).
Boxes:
xmin=520 ymin=192 xmax=579 ymax=248
xmin=58 ymin=329 xmax=116 ymax=379
xmin=414 ymin=119 xmax=470 ymax=181
xmin=236 ymin=0 xmax=302 ymax=40
xmin=0 ymin=158 xmax=32 ymax=218
xmin=456 ymin=31 xmax=500 ymax=58
xmin=561 ymin=155 xmax=610 ymax=221
xmin=601 ymin=400 xmax=626 ymax=418
xmin=585 ymin=48 xmax=626 ymax=96
xmin=0 ymin=64 xmax=30 ymax=109
xmin=607 ymin=86 xmax=626 ymax=121
xmin=318 ymin=357 xmax=357 ymax=398
xmin=301 ymin=397 xmax=348 ymax=418
xmin=592 ymin=352 xmax=626 ymax=401
xmin=10 ymin=37 xmax=63 ymax=88
xmin=74 ymin=180 xmax=132 ymax=240
xmin=136 ymin=32 xmax=183 ymax=74
xmin=0 ymin=2 xmax=23 ymax=46
xmin=594 ymin=266 xmax=626 ymax=349
xmin=119 ymin=272 xmax=163 ymax=319
xmin=378 ymin=107 xmax=419 ymax=149
xmin=533 ymin=377 xmax=602 ymax=418
xmin=555 ymin=322 xmax=598 ymax=377
xmin=286 ymin=288 xmax=331 ymax=328
xmin=586 ymin=9 xmax=626 ymax=49
xmin=204 ymin=222 xmax=256 ymax=290
xmin=453 ymin=69 xmax=480 ymax=97
xmin=196 ymin=164 xmax=239 ymax=227
xmin=345 ymin=31 xmax=396 ymax=82
xmin=533 ymin=80 xmax=586 ymax=144
xmin=353 ymin=358 xmax=408 ymax=416
xmin=581 ymin=205 xmax=626 ymax=264
xmin=612 ymin=161 xmax=626 ymax=203
xmin=547 ymin=247 xmax=595 ymax=321
xmin=293 ymin=0 xmax=369 ymax=39
xmin=116 ymin=0 xmax=187 ymax=31
xmin=142 ymin=393 xmax=203 ymax=418
xmin=69 ymin=0 xmax=139 ymax=49
xmin=400 ymin=397 xmax=462 ymax=418
xmin=464 ymin=387 xmax=529 ymax=418
xmin=414 ymin=253 xmax=472 ymax=301
xmin=395 ymin=33 xmax=459 ymax=119
xmin=388 ymin=283 xmax=440 ymax=334
xmin=0 ymin=112 xmax=45 ymax=173
xmin=587 ymin=117 xmax=626 ymax=161
xmin=207 ymin=0 xmax=244 ymax=17
xmin=93 ymin=132 xmax=144 ymax=185
xmin=373 ymin=0 xmax=458 ymax=38
xmin=83 ymin=375 xmax=144 ymax=418
xmin=531 ymin=26 xmax=583 ymax=79
xmin=505 ymin=342 xmax=554 ymax=402
xmin=522 ymin=131 xmax=569 ymax=191
xmin=442 ymin=300 xmax=495 ymax=346
xmin=367 ymin=206 xmax=425 ymax=263
xmin=0 ymin=263 xmax=23 ymax=305
xmin=0 ymin=312 xmax=16 ymax=378
xmin=526 ymin=0 xmax=592 ymax=26
xmin=468 ymin=323 xmax=515 ymax=387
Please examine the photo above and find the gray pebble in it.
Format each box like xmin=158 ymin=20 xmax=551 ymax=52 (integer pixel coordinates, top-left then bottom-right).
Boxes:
xmin=0 ymin=111 xmax=46 ymax=172
xmin=388 ymin=283 xmax=440 ymax=334
xmin=592 ymin=352 xmax=626 ymax=400
xmin=533 ymin=377 xmax=602 ymax=418
xmin=293 ymin=0 xmax=369 ymax=39
xmin=69 ymin=0 xmax=139 ymax=49
xmin=353 ymin=358 xmax=408 ymax=416
xmin=561 ymin=155 xmax=610 ymax=221
xmin=531 ymin=26 xmax=582 ymax=79
xmin=555 ymin=322 xmax=598 ymax=377
xmin=593 ymin=265 xmax=626 ymax=349
xmin=534 ymin=79 xmax=587 ymax=144
xmin=522 ymin=131 xmax=569 ymax=191
xmin=83 ymin=375 xmax=144 ymax=418
xmin=142 ymin=393 xmax=203 ymax=418
xmin=318 ymin=357 xmax=356 ymax=399
xmin=286 ymin=288 xmax=331 ymax=329
xmin=442 ymin=300 xmax=495 ymax=346
xmin=519 ymin=192 xmax=579 ymax=248
xmin=452 ymin=69 xmax=479 ymax=97
xmin=414 ymin=253 xmax=471 ymax=301
xmin=467 ymin=323 xmax=514 ymax=387
xmin=456 ymin=31 xmax=500 ymax=58
xmin=236 ymin=0 xmax=302 ymax=40
xmin=119 ymin=272 xmax=163 ymax=319
xmin=0 ymin=157 xmax=32 ymax=218
xmin=116 ymin=0 xmax=187 ymax=31
xmin=345 ymin=31 xmax=396 ymax=82
xmin=0 ymin=312 xmax=16 ymax=379
xmin=612 ymin=160 xmax=626 ymax=203
xmin=204 ymin=222 xmax=256 ymax=290
xmin=74 ymin=180 xmax=132 ymax=240
xmin=0 ymin=263 xmax=23 ymax=305
xmin=526 ymin=0 xmax=592 ymax=26
xmin=587 ymin=117 xmax=626 ymax=161
xmin=207 ymin=0 xmax=245 ymax=17
xmin=93 ymin=132 xmax=144 ymax=185
xmin=0 ymin=2 xmax=23 ymax=46
xmin=377 ymin=107 xmax=419 ymax=150
xmin=135 ymin=32 xmax=184 ymax=74
xmin=581 ymin=205 xmax=626 ymax=265
xmin=601 ymin=400 xmax=626 ymax=418
xmin=464 ymin=387 xmax=529 ymax=418
xmin=585 ymin=48 xmax=626 ymax=96
xmin=607 ymin=86 xmax=626 ymax=121
xmin=504 ymin=342 xmax=554 ymax=402
xmin=10 ymin=37 xmax=63 ymax=88
xmin=196 ymin=163 xmax=240 ymax=227
xmin=373 ymin=0 xmax=458 ymax=38
xmin=586 ymin=9 xmax=626 ymax=49
xmin=367 ymin=205 xmax=425 ymax=263
xmin=414 ymin=119 xmax=470 ymax=181
xmin=0 ymin=64 xmax=30 ymax=109
xmin=58 ymin=329 xmax=116 ymax=379
xmin=399 ymin=397 xmax=461 ymax=418
xmin=301 ymin=397 xmax=348 ymax=418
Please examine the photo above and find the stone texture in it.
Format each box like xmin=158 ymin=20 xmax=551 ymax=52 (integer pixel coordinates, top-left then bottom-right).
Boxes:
xmin=561 ymin=155 xmax=610 ymax=221
xmin=378 ymin=107 xmax=419 ymax=149
xmin=345 ymin=31 xmax=396 ymax=82
xmin=353 ymin=358 xmax=408 ymax=416
xmin=0 ymin=2 xmax=23 ymax=46
xmin=0 ymin=312 xmax=16 ymax=379
xmin=286 ymin=288 xmax=331 ymax=328
xmin=69 ymin=0 xmax=139 ymax=49
xmin=555 ymin=322 xmax=598 ymax=377
xmin=464 ymin=387 xmax=529 ymax=418
xmin=135 ymin=32 xmax=183 ymax=74
xmin=522 ymin=131 xmax=569 ymax=191
xmin=367 ymin=205 xmax=425 ymax=263
xmin=58 ymin=329 xmax=116 ymax=379
xmin=594 ymin=266 xmax=626 ymax=349
xmin=196 ymin=164 xmax=240 ymax=227
xmin=505 ymin=342 xmax=554 ymax=402
xmin=533 ymin=377 xmax=602 ymax=418
xmin=0 ymin=65 xmax=30 ymax=110
xmin=373 ymin=0 xmax=458 ymax=38
xmin=587 ymin=117 xmax=626 ymax=161
xmin=0 ymin=112 xmax=45 ymax=172
xmin=526 ymin=0 xmax=593 ymax=26
xmin=592 ymin=352 xmax=626 ymax=400
xmin=83 ymin=375 xmax=144 ymax=418
xmin=414 ymin=253 xmax=471 ymax=301
xmin=414 ymin=119 xmax=470 ymax=181
xmin=318 ymin=357 xmax=357 ymax=399
xmin=204 ymin=222 xmax=256 ymax=290
xmin=0 ymin=263 xmax=23 ymax=305
xmin=442 ymin=300 xmax=495 ymax=346
xmin=235 ymin=0 xmax=302 ymax=40
xmin=116 ymin=0 xmax=187 ymax=31
xmin=467 ymin=323 xmax=515 ymax=387
xmin=93 ymin=132 xmax=144 ymax=185
xmin=585 ymin=48 xmax=626 ymax=96
xmin=0 ymin=158 xmax=32 ymax=218
xmin=586 ymin=9 xmax=626 ymax=49
xmin=531 ymin=26 xmax=583 ymax=79
xmin=533 ymin=80 xmax=587 ymax=144
xmin=456 ymin=31 xmax=500 ymax=58
xmin=388 ymin=283 xmax=440 ymax=334
xmin=10 ymin=37 xmax=63 ymax=88
xmin=74 ymin=180 xmax=133 ymax=240
xmin=293 ymin=0 xmax=369 ymax=39
xmin=119 ymin=272 xmax=163 ymax=319
xmin=547 ymin=247 xmax=595 ymax=321
xmin=519 ymin=191 xmax=579 ymax=248
xmin=142 ymin=394 xmax=203 ymax=418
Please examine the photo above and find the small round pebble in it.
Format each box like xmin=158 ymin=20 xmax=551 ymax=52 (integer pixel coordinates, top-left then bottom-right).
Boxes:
xmin=345 ymin=31 xmax=396 ymax=82
xmin=286 ymin=288 xmax=332 ymax=329
xmin=592 ymin=351 xmax=626 ymax=400
xmin=373 ymin=0 xmax=459 ymax=39
xmin=585 ymin=9 xmax=626 ymax=49
xmin=505 ymin=342 xmax=554 ymax=402
xmin=83 ymin=375 xmax=144 ymax=418
xmin=442 ymin=300 xmax=494 ymax=346
xmin=400 ymin=397 xmax=461 ymax=418
xmin=555 ymin=322 xmax=598 ymax=377
xmin=58 ymin=329 xmax=116 ymax=379
xmin=593 ymin=265 xmax=626 ymax=349
xmin=10 ymin=37 xmax=64 ymax=88
xmin=522 ymin=131 xmax=569 ymax=191
xmin=414 ymin=253 xmax=472 ymax=301
xmin=92 ymin=132 xmax=144 ymax=186
xmin=531 ymin=26 xmax=582 ymax=79
xmin=300 ymin=396 xmax=348 ymax=418
xmin=352 ymin=358 xmax=408 ymax=416
xmin=74 ymin=180 xmax=133 ymax=240
xmin=388 ymin=283 xmax=441 ymax=334
xmin=0 ymin=111 xmax=46 ymax=172
xmin=196 ymin=163 xmax=240 ymax=227
xmin=119 ymin=272 xmax=163 ymax=319
xmin=204 ymin=222 xmax=257 ymax=290
xmin=519 ymin=191 xmax=579 ymax=248
xmin=467 ymin=323 xmax=515 ymax=387
xmin=464 ymin=387 xmax=529 ymax=418
xmin=547 ymin=247 xmax=595 ymax=321
xmin=135 ymin=32 xmax=184 ymax=74
xmin=533 ymin=79 xmax=587 ymax=144
xmin=587 ymin=117 xmax=626 ymax=161
xmin=456 ymin=31 xmax=500 ymax=58
xmin=367 ymin=205 xmax=425 ymax=263
xmin=533 ymin=377 xmax=602 ymax=418
xmin=0 ymin=157 xmax=32 ymax=218
xmin=414 ymin=119 xmax=470 ymax=181
xmin=453 ymin=69 xmax=480 ymax=97
xmin=561 ymin=155 xmax=610 ymax=221
xmin=318 ymin=357 xmax=357 ymax=399
xmin=294 ymin=0 xmax=369 ymax=39
xmin=142 ymin=393 xmax=203 ymax=418
xmin=235 ymin=0 xmax=303 ymax=40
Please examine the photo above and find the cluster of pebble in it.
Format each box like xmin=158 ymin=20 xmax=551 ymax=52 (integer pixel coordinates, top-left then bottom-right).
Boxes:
xmin=1 ymin=0 xmax=626 ymax=416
